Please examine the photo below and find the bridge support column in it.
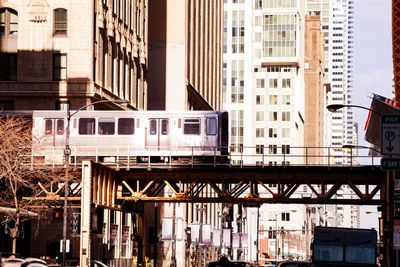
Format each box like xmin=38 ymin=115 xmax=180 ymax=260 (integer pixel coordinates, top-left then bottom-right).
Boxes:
xmin=80 ymin=161 xmax=93 ymax=267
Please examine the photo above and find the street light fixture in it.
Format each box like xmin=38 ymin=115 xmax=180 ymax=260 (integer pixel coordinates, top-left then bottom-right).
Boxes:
xmin=326 ymin=104 xmax=381 ymax=115
xmin=62 ymin=99 xmax=128 ymax=267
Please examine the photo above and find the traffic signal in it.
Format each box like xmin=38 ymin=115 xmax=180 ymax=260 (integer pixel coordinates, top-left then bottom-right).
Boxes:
xmin=131 ymin=233 xmax=136 ymax=241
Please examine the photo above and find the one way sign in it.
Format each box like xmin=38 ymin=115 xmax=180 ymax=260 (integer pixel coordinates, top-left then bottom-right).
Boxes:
xmin=381 ymin=115 xmax=400 ymax=155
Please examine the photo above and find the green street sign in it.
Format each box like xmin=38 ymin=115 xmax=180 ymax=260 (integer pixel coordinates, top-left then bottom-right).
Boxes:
xmin=381 ymin=158 xmax=400 ymax=171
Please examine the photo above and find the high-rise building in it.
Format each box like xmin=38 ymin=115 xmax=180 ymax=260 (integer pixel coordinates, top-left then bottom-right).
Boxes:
xmin=0 ymin=0 xmax=147 ymax=111
xmin=223 ymin=0 xmax=313 ymax=263
xmin=307 ymin=0 xmax=355 ymax=164
xmin=147 ymin=1 xmax=224 ymax=266
xmin=306 ymin=0 xmax=358 ymax=228
xmin=224 ymin=0 xmax=306 ymax=167
xmin=148 ymin=0 xmax=223 ymax=111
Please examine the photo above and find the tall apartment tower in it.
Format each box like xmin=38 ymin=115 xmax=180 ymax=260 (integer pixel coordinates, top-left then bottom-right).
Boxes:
xmin=223 ymin=0 xmax=305 ymax=166
xmin=307 ymin=0 xmax=355 ymax=164
xmin=147 ymin=0 xmax=223 ymax=111
xmin=0 ymin=1 xmax=148 ymax=111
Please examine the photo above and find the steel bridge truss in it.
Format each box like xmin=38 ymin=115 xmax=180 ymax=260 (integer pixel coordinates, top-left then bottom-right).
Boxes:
xmin=98 ymin=161 xmax=385 ymax=206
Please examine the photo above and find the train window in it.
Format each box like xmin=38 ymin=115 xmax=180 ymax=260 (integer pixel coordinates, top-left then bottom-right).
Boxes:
xmin=183 ymin=118 xmax=200 ymax=135
xmin=206 ymin=118 xmax=217 ymax=135
xmin=57 ymin=119 xmax=64 ymax=135
xmin=161 ymin=119 xmax=168 ymax=135
xmin=45 ymin=119 xmax=53 ymax=135
xmin=118 ymin=118 xmax=135 ymax=135
xmin=98 ymin=118 xmax=115 ymax=135
xmin=149 ymin=119 xmax=157 ymax=135
xmin=79 ymin=118 xmax=96 ymax=135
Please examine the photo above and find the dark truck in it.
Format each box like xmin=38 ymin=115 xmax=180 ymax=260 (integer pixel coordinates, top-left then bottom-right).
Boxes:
xmin=311 ymin=226 xmax=377 ymax=267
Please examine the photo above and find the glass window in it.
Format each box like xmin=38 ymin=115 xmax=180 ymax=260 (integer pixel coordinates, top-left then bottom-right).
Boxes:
xmin=269 ymin=95 xmax=277 ymax=104
xmin=282 ymin=78 xmax=291 ymax=88
xmin=256 ymin=111 xmax=264 ymax=121
xmin=118 ymin=118 xmax=135 ymax=135
xmin=79 ymin=118 xmax=96 ymax=135
xmin=269 ymin=145 xmax=277 ymax=154
xmin=282 ymin=95 xmax=290 ymax=105
xmin=53 ymin=53 xmax=67 ymax=80
xmin=45 ymin=120 xmax=53 ymax=135
xmin=184 ymin=118 xmax=200 ymax=135
xmin=206 ymin=118 xmax=217 ymax=135
xmin=269 ymin=112 xmax=277 ymax=121
xmin=269 ymin=128 xmax=277 ymax=138
xmin=282 ymin=145 xmax=290 ymax=154
xmin=0 ymin=8 xmax=18 ymax=37
xmin=256 ymin=128 xmax=264 ymax=138
xmin=269 ymin=78 xmax=278 ymax=88
xmin=54 ymin=8 xmax=67 ymax=35
xmin=161 ymin=119 xmax=169 ymax=135
xmin=282 ymin=112 xmax=290 ymax=121
xmin=282 ymin=128 xmax=290 ymax=137
xmin=256 ymin=95 xmax=264 ymax=105
xmin=256 ymin=144 xmax=264 ymax=154
xmin=150 ymin=119 xmax=157 ymax=135
xmin=56 ymin=119 xmax=64 ymax=135
xmin=98 ymin=118 xmax=115 ymax=135
xmin=9 ymin=9 xmax=17 ymax=35
xmin=0 ymin=9 xmax=5 ymax=36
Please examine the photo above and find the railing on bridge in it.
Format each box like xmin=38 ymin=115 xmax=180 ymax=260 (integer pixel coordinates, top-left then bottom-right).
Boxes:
xmin=30 ymin=145 xmax=381 ymax=168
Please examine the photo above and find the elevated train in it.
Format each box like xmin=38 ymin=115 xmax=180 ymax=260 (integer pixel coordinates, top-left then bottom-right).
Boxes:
xmin=30 ymin=110 xmax=229 ymax=165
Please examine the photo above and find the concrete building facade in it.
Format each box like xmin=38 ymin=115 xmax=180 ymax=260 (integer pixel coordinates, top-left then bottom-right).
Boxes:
xmin=0 ymin=0 xmax=147 ymax=111
xmin=0 ymin=0 xmax=149 ymax=264
xmin=147 ymin=0 xmax=223 ymax=111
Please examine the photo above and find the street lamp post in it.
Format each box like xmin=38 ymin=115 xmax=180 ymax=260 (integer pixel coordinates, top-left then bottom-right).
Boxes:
xmin=326 ymin=104 xmax=382 ymax=115
xmin=61 ymin=99 xmax=128 ymax=267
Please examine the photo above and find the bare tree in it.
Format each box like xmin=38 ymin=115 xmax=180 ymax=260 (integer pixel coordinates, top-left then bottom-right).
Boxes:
xmin=0 ymin=114 xmax=78 ymax=254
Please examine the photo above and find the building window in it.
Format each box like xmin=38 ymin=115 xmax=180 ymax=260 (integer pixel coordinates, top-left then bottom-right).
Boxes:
xmin=269 ymin=145 xmax=277 ymax=154
xmin=256 ymin=78 xmax=265 ymax=88
xmin=281 ymin=212 xmax=290 ymax=221
xmin=0 ymin=53 xmax=17 ymax=81
xmin=269 ymin=78 xmax=278 ymax=88
xmin=256 ymin=95 xmax=264 ymax=105
xmin=282 ymin=145 xmax=290 ymax=154
xmin=282 ymin=95 xmax=290 ymax=105
xmin=54 ymin=8 xmax=67 ymax=35
xmin=53 ymin=53 xmax=67 ymax=80
xmin=282 ymin=128 xmax=290 ymax=138
xmin=256 ymin=128 xmax=264 ymax=138
xmin=282 ymin=78 xmax=291 ymax=88
xmin=256 ymin=111 xmax=264 ymax=121
xmin=269 ymin=128 xmax=277 ymax=138
xmin=269 ymin=95 xmax=277 ymax=104
xmin=282 ymin=111 xmax=290 ymax=121
xmin=256 ymin=144 xmax=264 ymax=154
xmin=269 ymin=111 xmax=277 ymax=121
xmin=0 ymin=8 xmax=18 ymax=37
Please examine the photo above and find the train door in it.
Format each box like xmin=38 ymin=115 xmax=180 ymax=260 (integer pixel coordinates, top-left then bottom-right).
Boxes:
xmin=44 ymin=118 xmax=65 ymax=147
xmin=146 ymin=118 xmax=170 ymax=150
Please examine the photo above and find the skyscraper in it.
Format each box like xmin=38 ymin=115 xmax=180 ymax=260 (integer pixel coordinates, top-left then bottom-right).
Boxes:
xmin=307 ymin=0 xmax=355 ymax=164
xmin=223 ymin=0 xmax=306 ymax=167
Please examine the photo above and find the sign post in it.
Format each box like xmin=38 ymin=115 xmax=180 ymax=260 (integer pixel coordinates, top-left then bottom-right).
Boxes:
xmin=381 ymin=115 xmax=400 ymax=155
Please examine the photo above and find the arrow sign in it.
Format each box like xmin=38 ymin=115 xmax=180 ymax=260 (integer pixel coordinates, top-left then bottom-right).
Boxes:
xmin=381 ymin=115 xmax=400 ymax=155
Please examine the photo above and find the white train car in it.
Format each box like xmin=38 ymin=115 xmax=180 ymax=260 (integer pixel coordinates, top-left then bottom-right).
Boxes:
xmin=31 ymin=110 xmax=228 ymax=165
